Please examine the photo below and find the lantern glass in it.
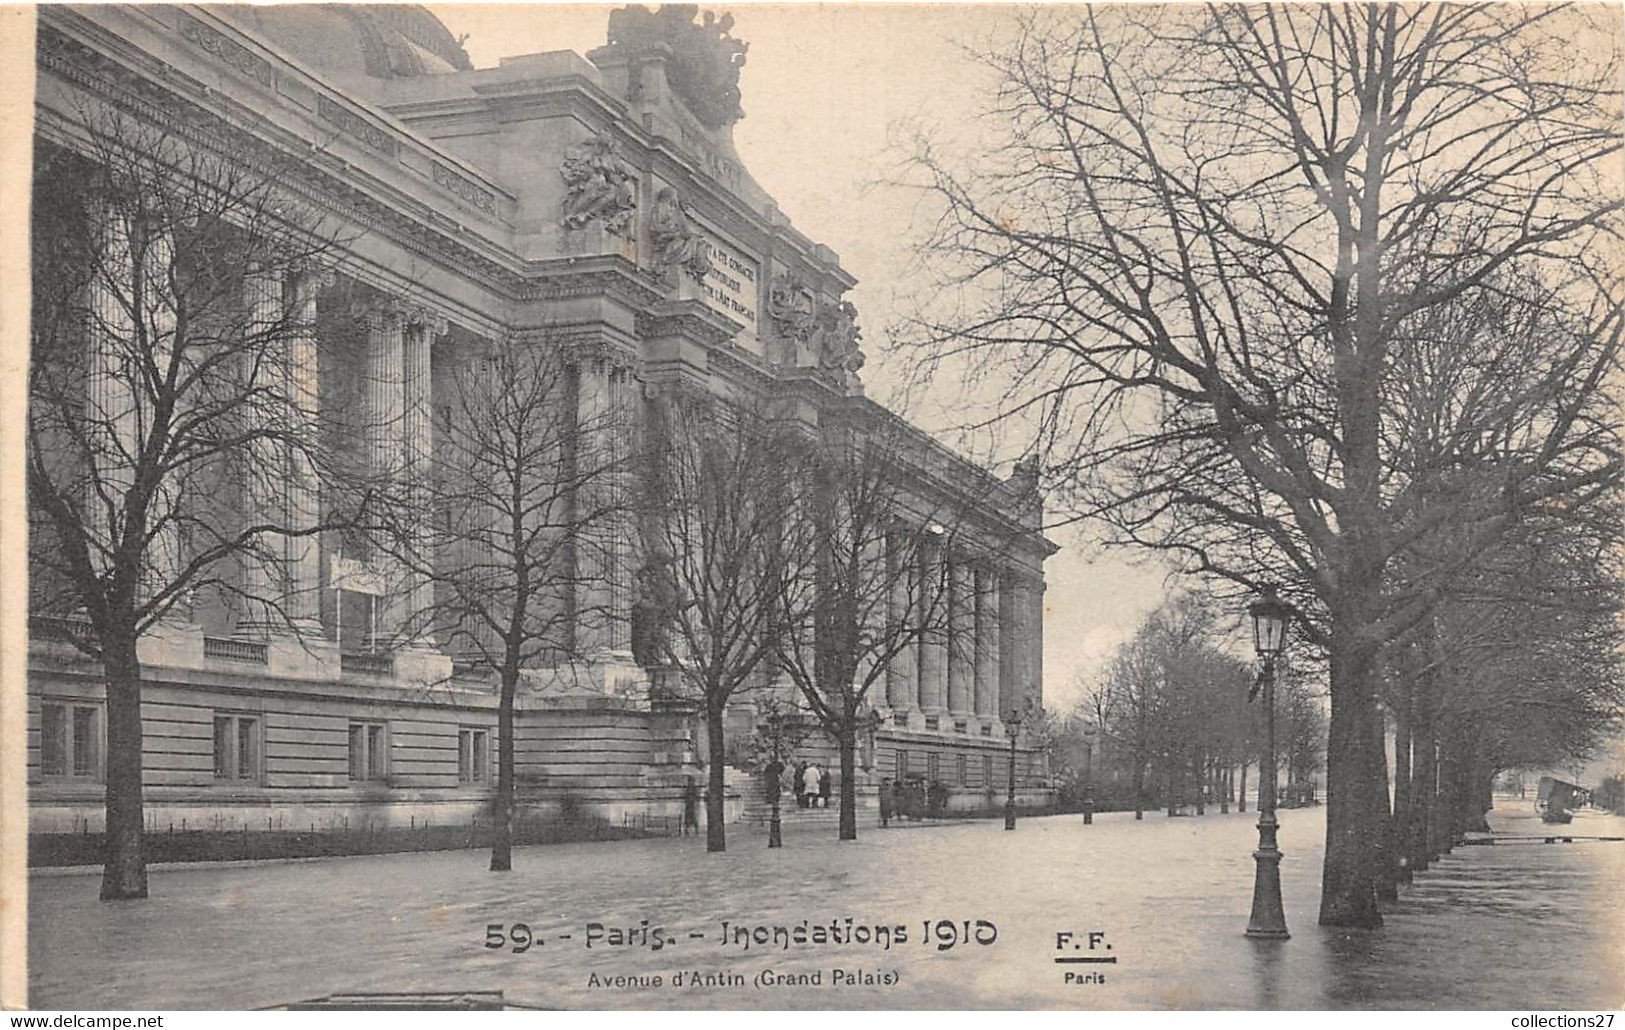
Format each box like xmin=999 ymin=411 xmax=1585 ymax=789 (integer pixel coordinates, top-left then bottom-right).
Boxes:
xmin=1248 ymin=587 xmax=1290 ymax=658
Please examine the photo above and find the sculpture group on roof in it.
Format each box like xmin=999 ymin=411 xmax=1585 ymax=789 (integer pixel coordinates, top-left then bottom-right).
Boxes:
xmin=607 ymin=4 xmax=749 ymax=130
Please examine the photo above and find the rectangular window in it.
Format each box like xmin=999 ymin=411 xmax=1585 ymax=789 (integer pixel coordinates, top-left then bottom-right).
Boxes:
xmin=41 ymin=703 xmax=67 ymax=777
xmin=956 ymin=754 xmax=968 ymax=786
xmin=367 ymin=724 xmax=386 ymax=780
xmin=212 ymin=714 xmax=261 ymax=781
xmin=349 ymin=721 xmax=388 ymax=781
xmin=983 ymin=755 xmax=993 ymax=788
xmin=927 ymin=752 xmax=940 ymax=782
xmin=40 ymin=701 xmax=101 ymax=780
xmin=459 ymin=728 xmax=489 ymax=784
xmin=72 ymin=707 xmax=98 ymax=776
xmin=896 ymin=749 xmax=909 ymax=778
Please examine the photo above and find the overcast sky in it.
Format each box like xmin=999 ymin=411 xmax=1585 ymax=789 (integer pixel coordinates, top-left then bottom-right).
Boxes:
xmin=427 ymin=3 xmax=1191 ymax=712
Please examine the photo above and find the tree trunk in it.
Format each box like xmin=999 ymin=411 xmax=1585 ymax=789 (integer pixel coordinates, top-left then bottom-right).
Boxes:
xmin=1391 ymin=689 xmax=1413 ymax=886
xmin=1238 ymin=760 xmax=1248 ymax=813
xmin=838 ymin=725 xmax=858 ymax=841
xmin=1432 ymin=730 xmax=1457 ymax=857
xmin=1318 ymin=633 xmax=1384 ymax=928
xmin=1410 ymin=697 xmax=1435 ymax=873
xmin=1132 ymin=755 xmax=1145 ymax=819
xmin=1193 ymin=751 xmax=1205 ymax=815
xmin=705 ymin=703 xmax=727 ymax=853
xmin=100 ymin=636 xmax=148 ymax=901
xmin=490 ymin=664 xmax=518 ymax=872
xmin=1371 ymin=704 xmax=1397 ymax=904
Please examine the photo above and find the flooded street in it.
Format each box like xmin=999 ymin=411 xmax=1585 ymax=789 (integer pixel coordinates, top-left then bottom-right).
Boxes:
xmin=29 ymin=800 xmax=1624 ymax=1010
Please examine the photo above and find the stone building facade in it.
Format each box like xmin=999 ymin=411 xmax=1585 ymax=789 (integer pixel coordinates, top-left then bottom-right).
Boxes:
xmin=26 ymin=4 xmax=1056 ymax=835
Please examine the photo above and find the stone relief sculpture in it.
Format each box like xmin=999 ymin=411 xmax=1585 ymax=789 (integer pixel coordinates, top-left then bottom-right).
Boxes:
xmin=648 ymin=186 xmax=712 ymax=281
xmin=561 ymin=135 xmax=638 ymax=236
xmin=813 ymin=298 xmax=862 ymax=371
xmin=767 ymin=271 xmax=816 ymax=342
xmin=606 ymin=4 xmax=749 ymax=129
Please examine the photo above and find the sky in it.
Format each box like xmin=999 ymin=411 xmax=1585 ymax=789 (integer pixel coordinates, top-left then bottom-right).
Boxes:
xmin=426 ymin=3 xmax=1194 ymax=711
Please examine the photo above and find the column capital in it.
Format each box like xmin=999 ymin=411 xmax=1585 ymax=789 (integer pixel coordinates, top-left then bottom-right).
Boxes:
xmin=404 ymin=304 xmax=451 ymax=338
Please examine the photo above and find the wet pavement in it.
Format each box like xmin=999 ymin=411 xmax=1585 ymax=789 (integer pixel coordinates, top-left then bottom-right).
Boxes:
xmin=28 ymin=799 xmax=1625 ymax=1010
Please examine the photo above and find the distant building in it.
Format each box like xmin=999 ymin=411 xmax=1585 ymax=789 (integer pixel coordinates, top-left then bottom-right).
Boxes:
xmin=27 ymin=4 xmax=1056 ymax=834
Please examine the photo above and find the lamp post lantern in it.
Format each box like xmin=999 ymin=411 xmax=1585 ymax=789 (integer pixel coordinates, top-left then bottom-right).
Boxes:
xmin=1245 ymin=585 xmax=1291 ymax=940
xmin=1004 ymin=705 xmax=1024 ymax=831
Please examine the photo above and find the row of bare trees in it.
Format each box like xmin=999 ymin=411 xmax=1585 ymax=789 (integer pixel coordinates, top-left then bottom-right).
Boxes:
xmin=1060 ymin=600 xmax=1323 ymax=819
xmin=898 ymin=3 xmax=1624 ymax=926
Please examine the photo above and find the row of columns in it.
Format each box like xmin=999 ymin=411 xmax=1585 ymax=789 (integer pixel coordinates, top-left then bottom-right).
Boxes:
xmin=883 ymin=532 xmax=1042 ymax=729
xmin=238 ymin=264 xmax=325 ymax=633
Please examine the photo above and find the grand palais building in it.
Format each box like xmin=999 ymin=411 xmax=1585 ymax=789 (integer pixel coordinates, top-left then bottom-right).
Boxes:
xmin=25 ymin=4 xmax=1056 ymax=836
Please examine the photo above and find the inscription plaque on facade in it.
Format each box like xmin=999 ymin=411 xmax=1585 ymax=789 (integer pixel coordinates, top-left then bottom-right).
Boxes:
xmin=700 ymin=232 xmax=760 ymax=350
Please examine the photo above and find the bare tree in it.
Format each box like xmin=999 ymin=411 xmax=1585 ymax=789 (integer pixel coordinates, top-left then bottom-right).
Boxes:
xmin=901 ymin=4 xmax=1622 ymax=926
xmin=640 ymin=392 xmax=801 ymax=852
xmin=372 ymin=338 xmax=630 ymax=872
xmin=772 ymin=410 xmax=958 ymax=840
xmin=28 ymin=111 xmax=357 ymax=899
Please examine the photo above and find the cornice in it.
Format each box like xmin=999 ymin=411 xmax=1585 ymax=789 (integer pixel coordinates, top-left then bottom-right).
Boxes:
xmin=35 ymin=13 xmax=529 ymax=308
xmin=522 ymin=256 xmax=668 ymax=310
xmin=635 ymin=298 xmax=742 ymax=349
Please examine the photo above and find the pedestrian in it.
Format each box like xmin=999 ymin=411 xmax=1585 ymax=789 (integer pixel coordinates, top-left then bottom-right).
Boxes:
xmin=878 ymin=778 xmax=893 ymax=827
xmin=763 ymin=758 xmax=783 ymax=807
xmin=682 ymin=776 xmax=699 ymax=835
xmin=819 ymin=765 xmax=832 ymax=809
xmin=795 ymin=762 xmax=810 ymax=809
xmin=803 ymin=762 xmax=821 ymax=808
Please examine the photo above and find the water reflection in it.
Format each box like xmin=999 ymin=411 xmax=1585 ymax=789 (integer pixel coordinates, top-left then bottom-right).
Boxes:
xmin=29 ymin=801 xmax=1624 ymax=1009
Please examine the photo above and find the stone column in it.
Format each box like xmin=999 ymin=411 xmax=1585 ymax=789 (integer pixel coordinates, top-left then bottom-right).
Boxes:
xmin=85 ymin=201 xmax=136 ymax=579
xmin=974 ymin=564 xmax=1000 ymax=721
xmin=362 ymin=304 xmax=405 ymax=643
xmin=998 ymin=568 xmax=1017 ymax=722
xmin=946 ymin=551 xmax=974 ymax=717
xmin=142 ymin=226 xmax=183 ymax=601
xmin=607 ymin=364 xmax=633 ymax=655
xmin=283 ymin=267 xmax=327 ymax=630
xmin=885 ymin=526 xmax=918 ymax=712
xmin=855 ymin=532 xmax=886 ymax=694
xmin=1000 ymin=570 xmax=1042 ymax=720
xmin=237 ymin=264 xmax=286 ymax=635
xmin=401 ymin=311 xmax=441 ymax=639
xmin=917 ymin=534 xmax=947 ymax=714
xmin=573 ymin=351 xmax=622 ymax=658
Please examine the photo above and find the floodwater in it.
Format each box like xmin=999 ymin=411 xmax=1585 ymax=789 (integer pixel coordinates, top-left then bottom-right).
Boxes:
xmin=28 ymin=799 xmax=1624 ymax=1009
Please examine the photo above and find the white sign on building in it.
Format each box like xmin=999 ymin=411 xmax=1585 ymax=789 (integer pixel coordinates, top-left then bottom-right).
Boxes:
xmin=700 ymin=233 xmax=760 ymax=354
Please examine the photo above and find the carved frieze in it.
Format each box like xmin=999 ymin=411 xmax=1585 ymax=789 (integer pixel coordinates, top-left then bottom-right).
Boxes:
xmin=316 ymin=94 xmax=400 ymax=160
xmin=648 ymin=186 xmax=712 ymax=281
xmin=431 ymin=161 xmax=496 ymax=215
xmin=561 ymin=135 xmax=637 ymax=237
xmin=176 ymin=12 xmax=275 ymax=89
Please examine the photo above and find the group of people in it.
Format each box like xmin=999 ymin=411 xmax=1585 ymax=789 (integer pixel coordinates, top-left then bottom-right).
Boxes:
xmin=794 ymin=762 xmax=832 ymax=808
xmin=762 ymin=760 xmax=834 ymax=809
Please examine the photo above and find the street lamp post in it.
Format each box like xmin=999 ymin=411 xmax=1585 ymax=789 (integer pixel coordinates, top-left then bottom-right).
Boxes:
xmin=1004 ymin=706 xmax=1023 ymax=831
xmin=766 ymin=711 xmax=785 ymax=849
xmin=1082 ymin=725 xmax=1097 ymax=825
xmin=1245 ymin=585 xmax=1291 ymax=940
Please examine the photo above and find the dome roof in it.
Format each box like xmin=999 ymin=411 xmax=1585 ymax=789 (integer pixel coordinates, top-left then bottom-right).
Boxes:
xmin=226 ymin=4 xmax=473 ymax=80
